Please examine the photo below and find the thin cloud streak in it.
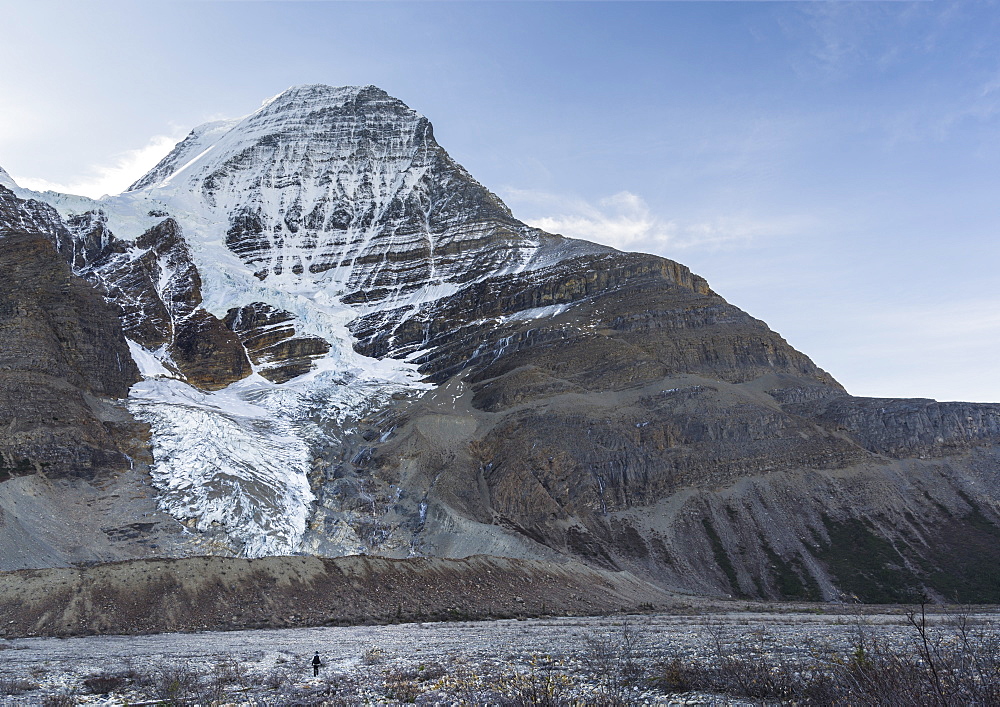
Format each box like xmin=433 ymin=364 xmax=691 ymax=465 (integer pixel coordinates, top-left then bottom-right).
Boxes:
xmin=503 ymin=188 xmax=812 ymax=256
xmin=13 ymin=134 xmax=180 ymax=199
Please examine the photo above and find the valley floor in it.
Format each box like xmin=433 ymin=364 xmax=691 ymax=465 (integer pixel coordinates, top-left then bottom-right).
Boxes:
xmin=2 ymin=606 xmax=999 ymax=705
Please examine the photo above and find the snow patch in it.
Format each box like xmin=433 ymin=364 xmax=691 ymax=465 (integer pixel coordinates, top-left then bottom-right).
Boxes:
xmin=505 ymin=303 xmax=572 ymax=322
xmin=126 ymin=339 xmax=174 ymax=379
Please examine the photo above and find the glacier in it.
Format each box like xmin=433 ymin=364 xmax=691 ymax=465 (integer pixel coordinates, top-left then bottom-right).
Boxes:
xmin=3 ymin=84 xmax=590 ymax=558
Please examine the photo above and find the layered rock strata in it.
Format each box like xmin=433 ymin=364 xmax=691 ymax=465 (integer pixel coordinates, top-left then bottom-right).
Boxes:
xmin=135 ymin=85 xmax=540 ymax=306
xmin=0 ymin=187 xmax=141 ymax=479
xmin=2 ymin=86 xmax=999 ymax=607
xmin=224 ymin=302 xmax=331 ymax=383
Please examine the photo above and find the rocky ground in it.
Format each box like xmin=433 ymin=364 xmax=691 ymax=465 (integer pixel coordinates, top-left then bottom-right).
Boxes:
xmin=1 ymin=607 xmax=998 ymax=705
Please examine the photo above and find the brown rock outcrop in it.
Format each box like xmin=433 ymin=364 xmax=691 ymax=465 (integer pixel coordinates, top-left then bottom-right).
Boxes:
xmin=350 ymin=248 xmax=834 ymax=394
xmin=0 ymin=218 xmax=141 ymax=478
xmin=224 ymin=302 xmax=331 ymax=383
xmin=78 ymin=216 xmax=252 ymax=390
xmin=171 ymin=309 xmax=252 ymax=389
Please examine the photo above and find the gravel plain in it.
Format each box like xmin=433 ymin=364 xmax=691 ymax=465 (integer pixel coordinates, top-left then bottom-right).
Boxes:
xmin=1 ymin=608 xmax=999 ymax=705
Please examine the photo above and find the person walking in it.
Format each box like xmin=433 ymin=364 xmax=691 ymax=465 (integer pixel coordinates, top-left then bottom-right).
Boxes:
xmin=312 ymin=651 xmax=322 ymax=677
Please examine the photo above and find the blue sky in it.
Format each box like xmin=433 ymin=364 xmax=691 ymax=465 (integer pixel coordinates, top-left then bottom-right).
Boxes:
xmin=2 ymin=0 xmax=998 ymax=402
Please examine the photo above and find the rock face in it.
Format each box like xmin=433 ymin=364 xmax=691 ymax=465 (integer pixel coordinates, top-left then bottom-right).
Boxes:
xmin=223 ymin=302 xmax=331 ymax=383
xmin=0 ymin=185 xmax=75 ymax=256
xmin=134 ymin=85 xmax=540 ymax=306
xmin=75 ymin=216 xmax=252 ymax=390
xmin=346 ymin=247 xmax=1000 ymax=603
xmin=2 ymin=86 xmax=1000 ymax=605
xmin=0 ymin=187 xmax=141 ymax=479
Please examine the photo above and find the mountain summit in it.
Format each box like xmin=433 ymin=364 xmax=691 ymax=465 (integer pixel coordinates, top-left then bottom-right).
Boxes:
xmin=130 ymin=84 xmax=543 ymax=311
xmin=2 ymin=85 xmax=1000 ymax=603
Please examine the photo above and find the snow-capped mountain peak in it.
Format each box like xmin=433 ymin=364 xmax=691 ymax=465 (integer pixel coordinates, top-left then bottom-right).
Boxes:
xmin=127 ymin=84 xmax=538 ymax=310
xmin=0 ymin=165 xmax=18 ymax=191
xmin=3 ymin=85 xmax=596 ymax=561
xmin=127 ymin=118 xmax=242 ymax=192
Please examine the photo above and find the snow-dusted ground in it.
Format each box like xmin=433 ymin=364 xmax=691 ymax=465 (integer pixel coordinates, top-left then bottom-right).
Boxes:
xmin=2 ymin=610 xmax=998 ymax=705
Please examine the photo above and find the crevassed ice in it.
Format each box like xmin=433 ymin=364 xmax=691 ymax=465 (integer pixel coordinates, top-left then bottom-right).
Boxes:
xmin=128 ymin=378 xmax=315 ymax=558
xmin=126 ymin=331 xmax=426 ymax=558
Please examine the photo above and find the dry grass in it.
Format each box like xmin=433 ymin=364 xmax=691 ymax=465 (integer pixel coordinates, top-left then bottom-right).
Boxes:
xmin=4 ymin=606 xmax=998 ymax=705
xmin=655 ymin=603 xmax=1000 ymax=706
xmin=0 ymin=676 xmax=39 ymax=696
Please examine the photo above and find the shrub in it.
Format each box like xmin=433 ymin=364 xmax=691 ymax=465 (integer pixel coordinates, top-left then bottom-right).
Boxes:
xmin=82 ymin=673 xmax=126 ymax=694
xmin=212 ymin=654 xmax=248 ymax=687
xmin=152 ymin=663 xmax=204 ymax=703
xmin=0 ymin=677 xmax=38 ymax=696
xmin=502 ymin=655 xmax=575 ymax=706
xmin=580 ymin=618 xmax=646 ymax=703
xmin=651 ymin=603 xmax=1000 ymax=706
xmin=41 ymin=696 xmax=77 ymax=707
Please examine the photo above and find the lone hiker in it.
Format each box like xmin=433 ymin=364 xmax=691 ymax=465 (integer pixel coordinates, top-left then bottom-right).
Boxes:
xmin=312 ymin=651 xmax=322 ymax=677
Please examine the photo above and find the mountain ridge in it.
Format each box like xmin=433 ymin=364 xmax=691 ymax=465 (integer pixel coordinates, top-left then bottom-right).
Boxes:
xmin=1 ymin=84 xmax=999 ymax=604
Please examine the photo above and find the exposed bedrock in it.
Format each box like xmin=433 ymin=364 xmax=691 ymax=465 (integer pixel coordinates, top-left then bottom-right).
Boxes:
xmin=1 ymin=189 xmax=252 ymax=391
xmin=350 ymin=246 xmax=836 ymax=392
xmin=361 ymin=369 xmax=1000 ymax=603
xmin=171 ymin=308 xmax=252 ymax=389
xmin=785 ymin=395 xmax=1000 ymax=458
xmin=224 ymin=301 xmax=331 ymax=383
xmin=0 ymin=214 xmax=141 ymax=479
xmin=624 ymin=451 xmax=1000 ymax=604
xmin=342 ymin=245 xmax=1000 ymax=603
xmin=72 ymin=215 xmax=252 ymax=390
xmin=0 ymin=185 xmax=74 ymax=257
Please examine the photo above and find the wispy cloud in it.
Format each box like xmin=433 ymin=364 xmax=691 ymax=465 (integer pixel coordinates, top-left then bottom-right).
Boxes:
xmin=782 ymin=2 xmax=987 ymax=82
xmin=880 ymin=70 xmax=1000 ymax=148
xmin=12 ymin=134 xmax=180 ymax=198
xmin=502 ymin=188 xmax=809 ymax=256
xmin=786 ymin=2 xmax=926 ymax=80
xmin=779 ymin=2 xmax=1000 ymax=154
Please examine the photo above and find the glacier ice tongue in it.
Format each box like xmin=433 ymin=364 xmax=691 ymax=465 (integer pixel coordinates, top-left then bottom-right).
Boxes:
xmin=126 ymin=337 xmax=428 ymax=558
xmin=128 ymin=377 xmax=315 ymax=558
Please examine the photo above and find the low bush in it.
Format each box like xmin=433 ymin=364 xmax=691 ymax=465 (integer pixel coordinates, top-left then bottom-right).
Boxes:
xmin=580 ymin=618 xmax=646 ymax=704
xmin=0 ymin=677 xmax=38 ymax=696
xmin=152 ymin=663 xmax=204 ymax=703
xmin=82 ymin=673 xmax=126 ymax=694
xmin=40 ymin=696 xmax=77 ymax=707
xmin=653 ymin=603 xmax=1000 ymax=706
